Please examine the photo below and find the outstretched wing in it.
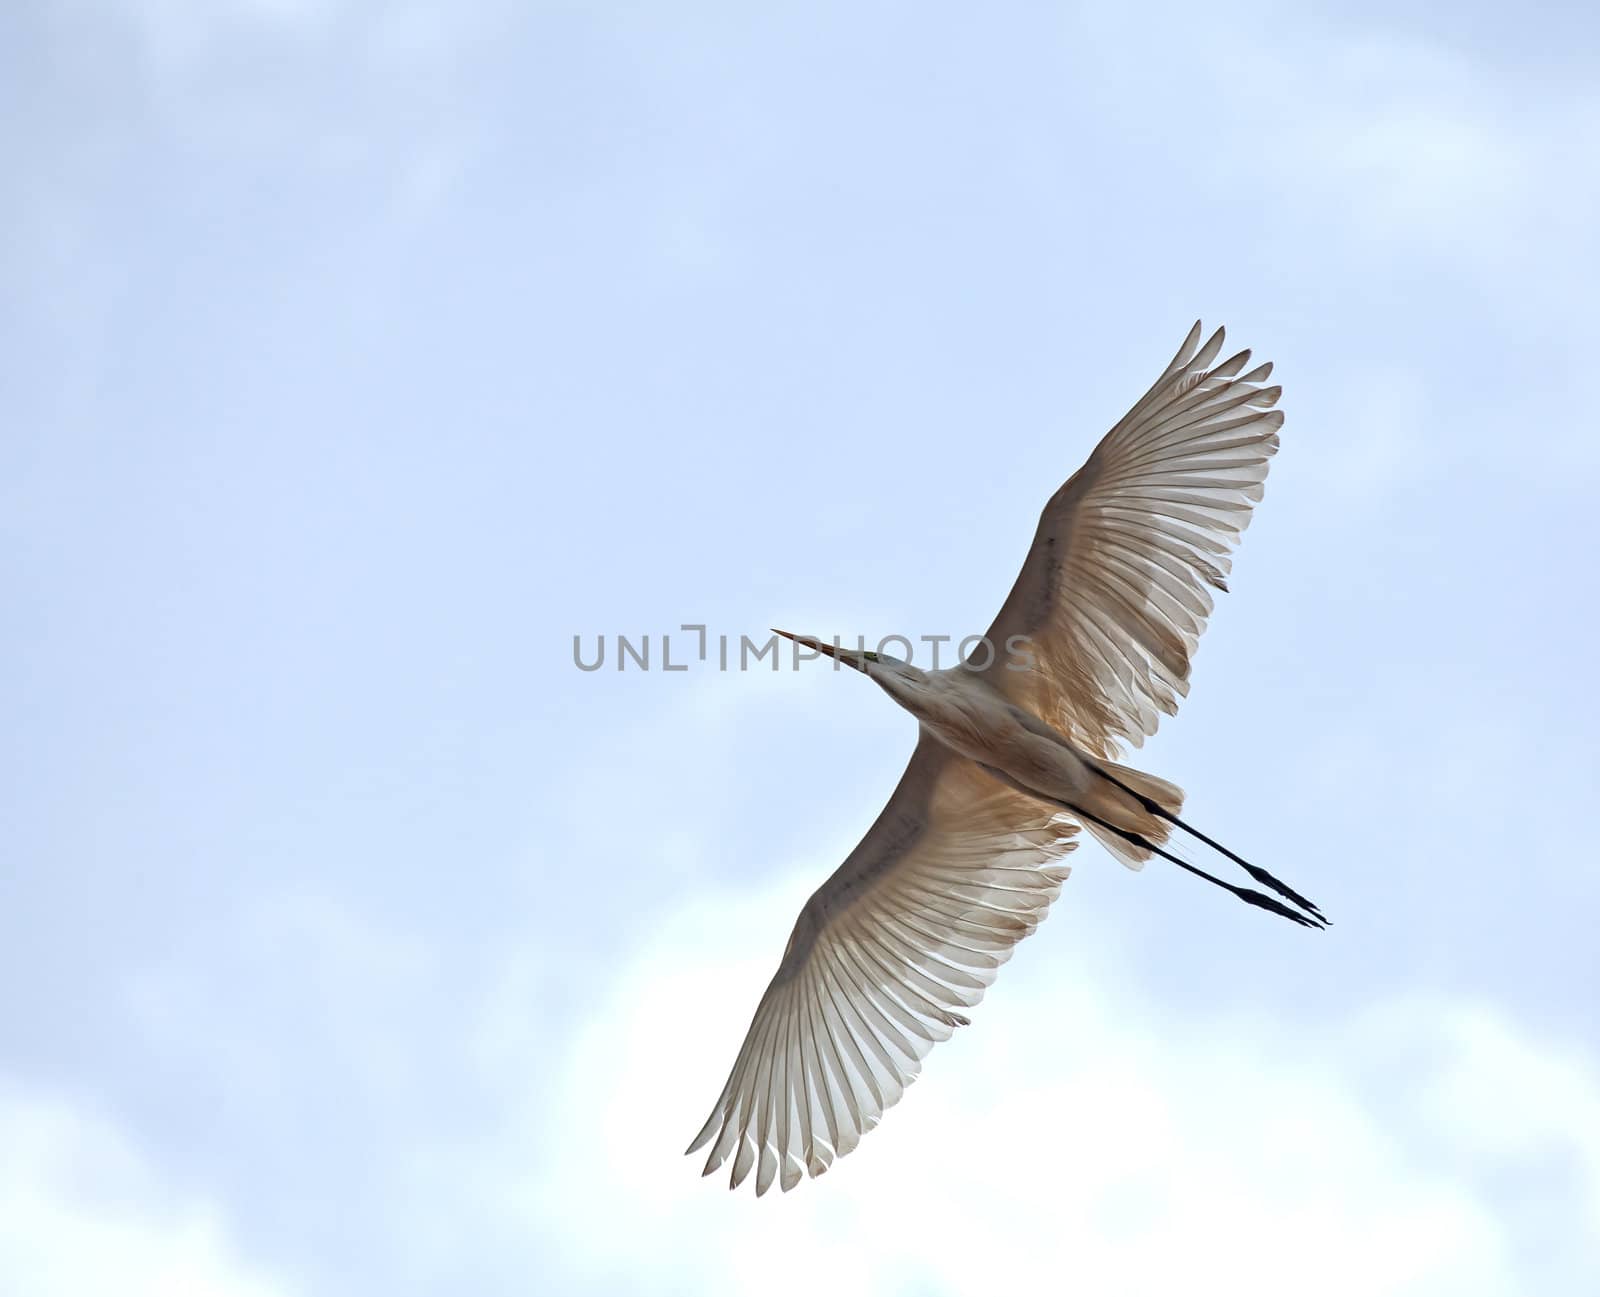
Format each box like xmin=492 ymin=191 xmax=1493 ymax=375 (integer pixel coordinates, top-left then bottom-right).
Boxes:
xmin=982 ymin=321 xmax=1283 ymax=758
xmin=686 ymin=734 xmax=1079 ymax=1194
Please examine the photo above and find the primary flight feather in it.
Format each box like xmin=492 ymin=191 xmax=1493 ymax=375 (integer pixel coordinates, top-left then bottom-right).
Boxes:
xmin=687 ymin=322 xmax=1322 ymax=1196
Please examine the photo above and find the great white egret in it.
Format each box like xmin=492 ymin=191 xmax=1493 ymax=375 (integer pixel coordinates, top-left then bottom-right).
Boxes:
xmin=687 ymin=321 xmax=1322 ymax=1195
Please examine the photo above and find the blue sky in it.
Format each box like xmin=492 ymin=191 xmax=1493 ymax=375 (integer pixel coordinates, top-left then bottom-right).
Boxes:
xmin=4 ymin=2 xmax=1598 ymax=1294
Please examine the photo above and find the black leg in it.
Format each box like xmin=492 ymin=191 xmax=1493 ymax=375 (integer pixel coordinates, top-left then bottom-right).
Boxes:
xmin=1074 ymin=807 xmax=1326 ymax=930
xmin=1089 ymin=766 xmax=1329 ymax=924
xmin=973 ymin=764 xmax=1325 ymax=931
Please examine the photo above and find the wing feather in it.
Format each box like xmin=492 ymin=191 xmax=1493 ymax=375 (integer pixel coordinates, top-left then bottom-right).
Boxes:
xmin=686 ymin=734 xmax=1079 ymax=1193
xmin=982 ymin=321 xmax=1282 ymax=756
xmin=688 ymin=323 xmax=1282 ymax=1191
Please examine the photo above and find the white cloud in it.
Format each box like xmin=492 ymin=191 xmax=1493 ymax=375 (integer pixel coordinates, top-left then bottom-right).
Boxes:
xmin=1087 ymin=10 xmax=1600 ymax=271
xmin=505 ymin=868 xmax=1600 ymax=1296
xmin=0 ymin=1083 xmax=298 ymax=1297
xmin=1275 ymin=40 xmax=1532 ymax=252
xmin=122 ymin=884 xmax=441 ymax=1114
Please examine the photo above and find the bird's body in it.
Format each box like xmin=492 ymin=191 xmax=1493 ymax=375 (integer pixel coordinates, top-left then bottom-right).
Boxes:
xmin=863 ymin=659 xmax=1177 ymax=858
xmin=688 ymin=322 xmax=1325 ymax=1196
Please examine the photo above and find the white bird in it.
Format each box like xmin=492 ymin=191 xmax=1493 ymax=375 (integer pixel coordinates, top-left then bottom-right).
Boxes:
xmin=687 ymin=321 xmax=1323 ymax=1196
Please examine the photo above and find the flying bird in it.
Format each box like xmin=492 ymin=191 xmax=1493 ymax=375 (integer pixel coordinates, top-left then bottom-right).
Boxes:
xmin=687 ymin=322 xmax=1323 ymax=1196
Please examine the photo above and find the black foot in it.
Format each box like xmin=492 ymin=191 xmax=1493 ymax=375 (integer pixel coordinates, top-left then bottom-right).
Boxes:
xmin=1239 ymin=887 xmax=1326 ymax=929
xmin=1241 ymin=865 xmax=1329 ymax=925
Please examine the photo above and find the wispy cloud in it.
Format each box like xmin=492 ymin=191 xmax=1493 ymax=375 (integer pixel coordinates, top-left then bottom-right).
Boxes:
xmin=0 ymin=1083 xmax=299 ymax=1297
xmin=7 ymin=2 xmax=1600 ymax=1293
xmin=512 ymin=871 xmax=1600 ymax=1295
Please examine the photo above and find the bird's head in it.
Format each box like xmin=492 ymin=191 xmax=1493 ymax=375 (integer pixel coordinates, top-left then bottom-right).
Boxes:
xmin=771 ymin=630 xmax=927 ymax=696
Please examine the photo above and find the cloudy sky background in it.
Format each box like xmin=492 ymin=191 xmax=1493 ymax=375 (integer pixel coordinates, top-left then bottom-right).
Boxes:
xmin=5 ymin=1 xmax=1599 ymax=1293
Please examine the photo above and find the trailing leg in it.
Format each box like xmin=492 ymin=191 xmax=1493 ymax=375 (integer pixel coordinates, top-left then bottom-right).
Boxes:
xmin=1089 ymin=760 xmax=1328 ymax=924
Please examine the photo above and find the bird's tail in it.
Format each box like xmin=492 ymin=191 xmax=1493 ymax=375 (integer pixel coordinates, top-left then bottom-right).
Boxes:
xmin=1078 ymin=760 xmax=1185 ymax=871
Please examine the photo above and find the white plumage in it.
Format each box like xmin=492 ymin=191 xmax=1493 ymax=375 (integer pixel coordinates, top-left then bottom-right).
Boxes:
xmin=688 ymin=322 xmax=1316 ymax=1195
